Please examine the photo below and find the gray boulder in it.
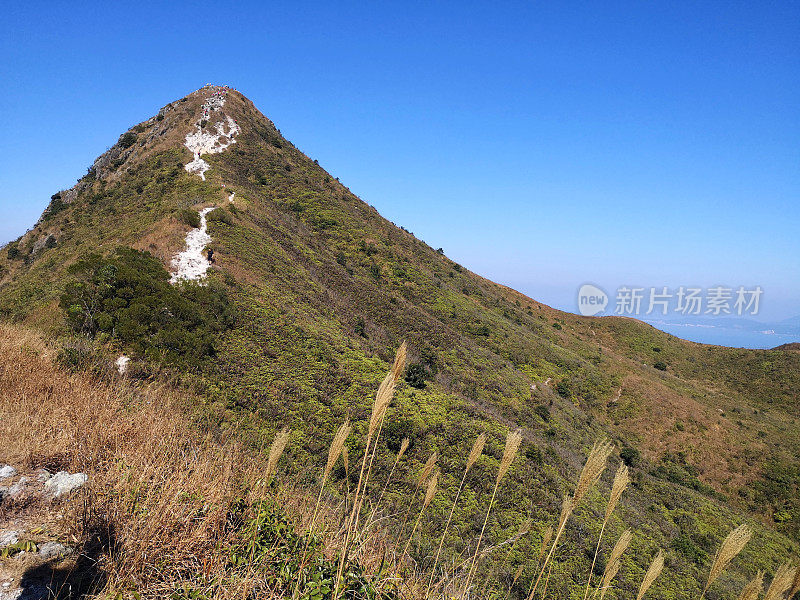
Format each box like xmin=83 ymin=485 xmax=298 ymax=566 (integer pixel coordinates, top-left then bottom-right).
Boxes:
xmin=43 ymin=472 xmax=87 ymax=498
xmin=0 ymin=530 xmax=20 ymax=547
xmin=37 ymin=542 xmax=71 ymax=560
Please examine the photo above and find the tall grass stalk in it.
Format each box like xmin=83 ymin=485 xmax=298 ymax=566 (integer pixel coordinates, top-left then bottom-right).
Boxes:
xmin=701 ymin=524 xmax=752 ymax=598
xmin=364 ymin=437 xmax=410 ymax=538
xmin=334 ymin=343 xmax=406 ymax=600
xmin=292 ymin=421 xmax=351 ymax=598
xmin=736 ymin=571 xmax=763 ymax=600
xmin=583 ymin=463 xmax=630 ymax=600
xmin=635 ymin=550 xmax=664 ymax=600
xmin=789 ymin=565 xmax=800 ymax=599
xmin=396 ymin=451 xmax=438 ymax=547
xmin=763 ymin=562 xmax=795 ymax=600
xmin=309 ymin=420 xmax=351 ymax=533
xmin=427 ymin=433 xmax=486 ymax=596
xmin=354 ymin=344 xmax=406 ymax=536
xmin=462 ymin=430 xmax=522 ymax=598
xmin=400 ymin=470 xmax=438 ymax=564
xmin=526 ymin=439 xmax=613 ymax=600
xmin=594 ymin=529 xmax=632 ymax=600
xmin=265 ymin=427 xmax=290 ymax=485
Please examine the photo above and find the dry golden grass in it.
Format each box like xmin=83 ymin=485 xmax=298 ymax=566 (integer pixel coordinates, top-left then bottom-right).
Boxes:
xmin=0 ymin=324 xmax=256 ymax=597
xmin=0 ymin=324 xmax=392 ymax=600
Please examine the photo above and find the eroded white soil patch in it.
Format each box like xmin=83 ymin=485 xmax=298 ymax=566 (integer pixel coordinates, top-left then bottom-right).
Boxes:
xmin=115 ymin=355 xmax=130 ymax=374
xmin=170 ymin=207 xmax=215 ymax=284
xmin=184 ymin=87 xmax=240 ymax=180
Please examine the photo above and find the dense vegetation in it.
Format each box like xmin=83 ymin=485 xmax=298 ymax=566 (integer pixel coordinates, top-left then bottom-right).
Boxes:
xmin=60 ymin=247 xmax=235 ymax=368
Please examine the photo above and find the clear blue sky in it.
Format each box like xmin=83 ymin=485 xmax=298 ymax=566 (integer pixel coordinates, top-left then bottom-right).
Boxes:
xmin=2 ymin=1 xmax=798 ymax=322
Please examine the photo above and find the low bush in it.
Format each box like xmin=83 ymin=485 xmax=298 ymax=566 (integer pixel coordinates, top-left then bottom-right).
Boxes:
xmin=60 ymin=247 xmax=235 ymax=369
xmin=207 ymin=207 xmax=234 ymax=225
xmin=177 ymin=208 xmax=201 ymax=228
xmin=118 ymin=131 xmax=138 ymax=149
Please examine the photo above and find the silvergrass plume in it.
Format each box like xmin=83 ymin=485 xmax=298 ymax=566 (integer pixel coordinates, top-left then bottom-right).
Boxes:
xmin=399 ymin=437 xmax=410 ymax=459
xmin=428 ymin=433 xmax=486 ymax=597
xmin=703 ymin=524 xmax=752 ymax=595
xmin=417 ymin=451 xmax=438 ymax=487
xmin=513 ymin=564 xmax=524 ymax=585
xmin=573 ymin=439 xmax=614 ymax=509
xmin=605 ymin=463 xmax=630 ymax=521
xmin=342 ymin=445 xmax=349 ymax=473
xmin=598 ymin=529 xmax=632 ymax=600
xmin=368 ymin=342 xmax=407 ymax=436
xmin=635 ymin=550 xmax=664 ymax=600
xmin=558 ymin=492 xmax=573 ymax=529
xmin=424 ymin=470 xmax=438 ymax=507
xmin=497 ymin=429 xmax=523 ymax=483
xmin=764 ymin=562 xmax=795 ymax=600
xmin=538 ymin=526 xmax=554 ymax=565
xmin=736 ymin=571 xmax=763 ymax=600
xmin=265 ymin=427 xmax=290 ymax=481
xmin=789 ymin=564 xmax=800 ymax=599
xmin=326 ymin=420 xmax=351 ymax=477
xmin=468 ymin=433 xmax=487 ymax=471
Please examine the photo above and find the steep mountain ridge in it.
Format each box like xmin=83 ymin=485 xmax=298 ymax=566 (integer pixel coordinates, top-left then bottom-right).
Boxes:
xmin=1 ymin=85 xmax=798 ymax=598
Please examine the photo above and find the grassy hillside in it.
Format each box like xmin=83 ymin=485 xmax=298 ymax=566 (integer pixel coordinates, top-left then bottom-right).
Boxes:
xmin=1 ymin=85 xmax=798 ymax=598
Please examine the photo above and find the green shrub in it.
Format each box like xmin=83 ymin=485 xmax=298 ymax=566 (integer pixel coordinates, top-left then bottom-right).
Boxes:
xmin=60 ymin=247 xmax=235 ymax=369
xmin=405 ymin=363 xmax=430 ymax=389
xmin=119 ymin=131 xmax=138 ymax=149
xmin=654 ymin=361 xmax=667 ymax=371
xmin=177 ymin=209 xmax=201 ymax=228
xmin=6 ymin=243 xmax=20 ymax=260
xmin=620 ymin=445 xmax=640 ymax=467
xmin=207 ymin=208 xmax=234 ymax=225
xmin=534 ymin=404 xmax=551 ymax=422
xmin=44 ymin=193 xmax=68 ymax=219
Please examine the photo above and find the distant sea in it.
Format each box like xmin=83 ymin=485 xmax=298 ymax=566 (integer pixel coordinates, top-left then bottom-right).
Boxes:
xmin=641 ymin=317 xmax=800 ymax=349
